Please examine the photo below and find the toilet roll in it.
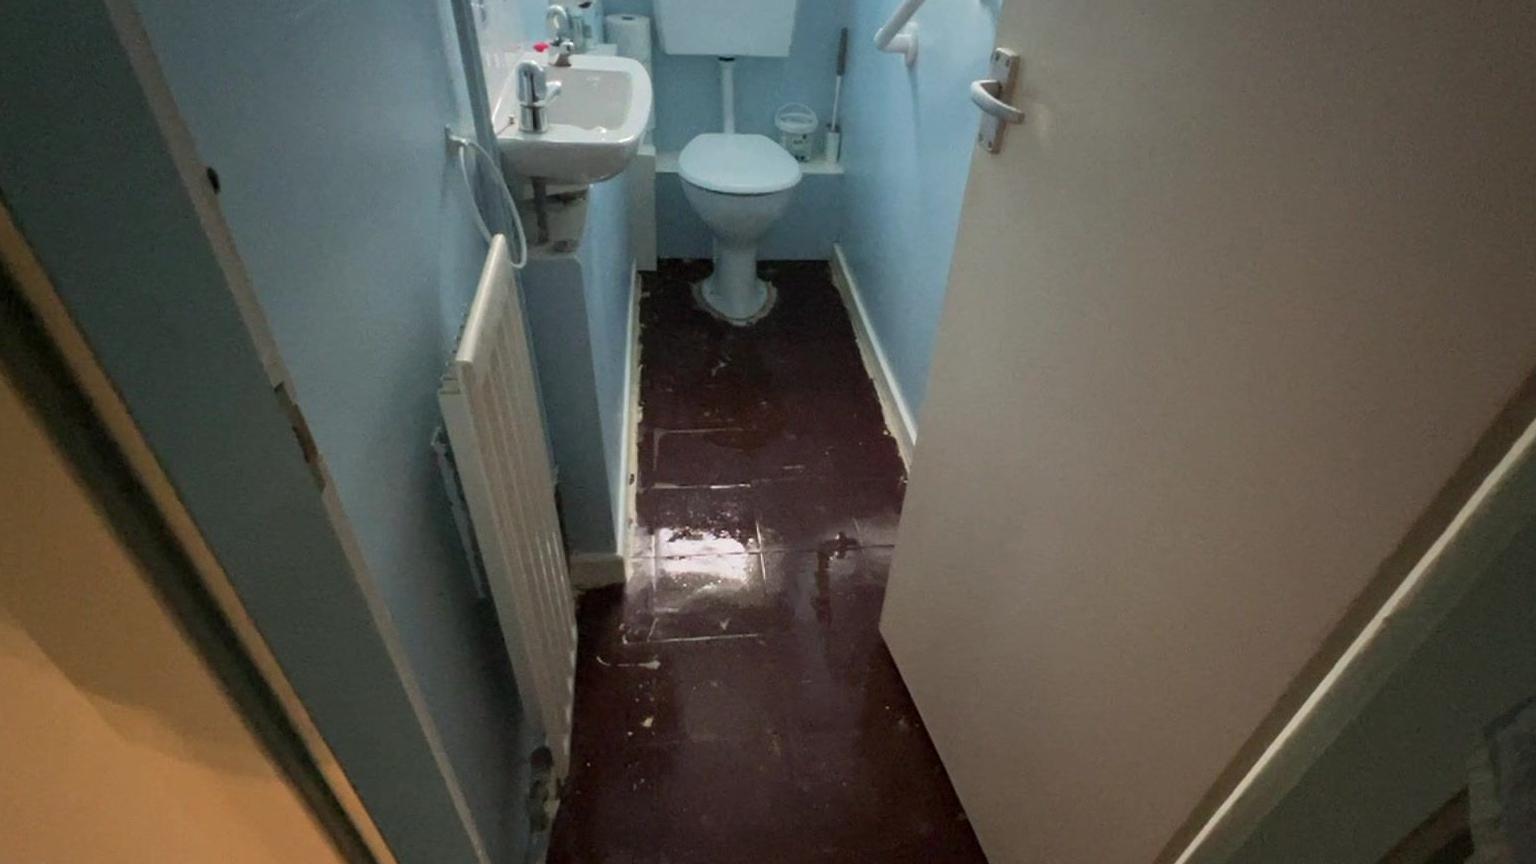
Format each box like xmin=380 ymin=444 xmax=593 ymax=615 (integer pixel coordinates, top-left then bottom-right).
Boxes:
xmin=606 ymin=12 xmax=654 ymax=139
xmin=604 ymin=13 xmax=652 ymax=70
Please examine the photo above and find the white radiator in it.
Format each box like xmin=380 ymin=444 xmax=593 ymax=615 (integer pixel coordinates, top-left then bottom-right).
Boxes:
xmin=440 ymin=235 xmax=577 ymax=776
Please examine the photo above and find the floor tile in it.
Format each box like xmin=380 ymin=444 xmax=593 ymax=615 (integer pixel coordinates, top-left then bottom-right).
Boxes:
xmin=635 ymin=484 xmax=760 ymax=558
xmin=648 ymin=736 xmax=804 ymax=863
xmin=549 ymin=745 xmax=663 ymax=864
xmin=645 ymin=428 xmax=763 ymax=488
xmin=753 ymin=478 xmax=861 ymax=551
xmin=550 ymin=260 xmax=983 ymax=864
xmin=645 ymin=635 xmax=794 ymax=746
xmin=628 ymin=554 xmax=778 ymax=643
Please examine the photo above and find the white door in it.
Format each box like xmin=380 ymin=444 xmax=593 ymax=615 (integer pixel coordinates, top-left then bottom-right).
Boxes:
xmin=878 ymin=1 xmax=1536 ymax=862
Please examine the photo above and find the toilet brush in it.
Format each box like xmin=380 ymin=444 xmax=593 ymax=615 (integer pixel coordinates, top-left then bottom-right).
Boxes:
xmin=826 ymin=27 xmax=847 ymax=163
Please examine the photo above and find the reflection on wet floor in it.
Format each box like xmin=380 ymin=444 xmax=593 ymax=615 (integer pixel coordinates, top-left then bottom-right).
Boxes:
xmin=548 ymin=260 xmax=987 ymax=863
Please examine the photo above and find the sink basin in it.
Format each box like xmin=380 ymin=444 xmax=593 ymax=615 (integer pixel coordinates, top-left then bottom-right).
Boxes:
xmin=493 ymin=54 xmax=652 ymax=186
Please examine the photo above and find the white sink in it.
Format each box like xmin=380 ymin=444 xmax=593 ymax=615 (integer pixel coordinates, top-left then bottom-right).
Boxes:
xmin=493 ymin=54 xmax=652 ymax=186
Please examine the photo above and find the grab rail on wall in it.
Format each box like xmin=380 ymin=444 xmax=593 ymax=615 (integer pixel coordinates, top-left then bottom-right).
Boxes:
xmin=873 ymin=0 xmax=923 ymax=65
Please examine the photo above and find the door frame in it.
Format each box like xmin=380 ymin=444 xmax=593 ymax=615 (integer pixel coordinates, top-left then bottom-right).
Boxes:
xmin=0 ymin=0 xmax=491 ymax=860
xmin=1165 ymin=403 xmax=1536 ymax=863
xmin=1 ymin=222 xmax=391 ymax=864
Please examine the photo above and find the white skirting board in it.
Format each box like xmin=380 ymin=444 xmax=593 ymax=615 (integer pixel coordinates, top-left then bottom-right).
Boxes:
xmin=830 ymin=243 xmax=916 ymax=467
xmin=619 ymin=261 xmax=644 ymax=559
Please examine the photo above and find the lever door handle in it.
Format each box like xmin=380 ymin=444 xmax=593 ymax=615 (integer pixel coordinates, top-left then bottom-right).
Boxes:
xmin=972 ymin=48 xmax=1023 ymax=154
xmin=970 ymin=79 xmax=1024 ymax=124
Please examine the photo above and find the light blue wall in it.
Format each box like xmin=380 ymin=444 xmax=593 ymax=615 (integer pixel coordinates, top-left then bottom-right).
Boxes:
xmin=579 ymin=177 xmax=636 ymax=540
xmin=604 ymin=0 xmax=849 ymax=260
xmin=477 ymin=0 xmax=547 ymax=55
xmin=0 ymin=1 xmax=513 ymax=862
xmin=521 ymin=256 xmax=614 ymax=553
xmin=605 ymin=0 xmax=850 ymax=153
xmin=519 ymin=174 xmax=633 ymax=556
xmin=840 ymin=0 xmax=1000 ymax=419
xmin=127 ymin=1 xmax=532 ymax=861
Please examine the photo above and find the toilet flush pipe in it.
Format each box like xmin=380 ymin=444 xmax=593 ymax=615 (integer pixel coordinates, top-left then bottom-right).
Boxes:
xmin=719 ymin=57 xmax=736 ymax=134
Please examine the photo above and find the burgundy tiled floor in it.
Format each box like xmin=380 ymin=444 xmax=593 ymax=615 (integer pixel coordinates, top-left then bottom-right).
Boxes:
xmin=548 ymin=260 xmax=986 ymax=864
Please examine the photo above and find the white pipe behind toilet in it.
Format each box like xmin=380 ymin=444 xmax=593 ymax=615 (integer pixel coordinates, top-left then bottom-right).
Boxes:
xmin=720 ymin=57 xmax=735 ymax=134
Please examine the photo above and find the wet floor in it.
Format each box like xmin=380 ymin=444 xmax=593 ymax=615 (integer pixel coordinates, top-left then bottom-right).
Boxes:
xmin=548 ymin=259 xmax=987 ymax=863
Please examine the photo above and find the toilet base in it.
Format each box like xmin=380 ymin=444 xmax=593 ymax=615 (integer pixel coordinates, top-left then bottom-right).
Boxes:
xmin=695 ymin=276 xmax=776 ymax=326
xmin=695 ymin=241 xmax=775 ymax=325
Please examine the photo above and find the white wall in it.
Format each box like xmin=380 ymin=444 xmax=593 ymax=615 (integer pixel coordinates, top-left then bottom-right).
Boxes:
xmin=879 ymin=0 xmax=1536 ymax=861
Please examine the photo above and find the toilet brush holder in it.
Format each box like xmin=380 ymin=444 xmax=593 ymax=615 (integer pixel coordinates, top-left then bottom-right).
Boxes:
xmin=774 ymin=103 xmax=819 ymax=162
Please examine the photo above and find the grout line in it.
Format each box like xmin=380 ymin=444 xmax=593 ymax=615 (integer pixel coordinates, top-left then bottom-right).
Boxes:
xmin=633 ymin=632 xmax=766 ymax=647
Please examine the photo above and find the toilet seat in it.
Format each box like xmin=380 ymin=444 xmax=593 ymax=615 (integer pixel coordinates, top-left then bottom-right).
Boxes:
xmin=679 ymin=133 xmax=801 ymax=196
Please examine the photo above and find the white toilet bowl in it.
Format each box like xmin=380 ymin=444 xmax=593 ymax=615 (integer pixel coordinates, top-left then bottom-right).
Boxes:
xmin=679 ymin=133 xmax=802 ymax=324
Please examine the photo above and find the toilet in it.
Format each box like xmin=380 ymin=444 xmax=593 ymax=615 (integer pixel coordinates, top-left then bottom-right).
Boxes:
xmin=679 ymin=133 xmax=801 ymax=323
xmin=654 ymin=0 xmax=803 ymax=325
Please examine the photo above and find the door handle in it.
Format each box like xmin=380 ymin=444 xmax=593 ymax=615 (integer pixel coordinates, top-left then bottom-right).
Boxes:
xmin=970 ymin=79 xmax=1025 ymax=124
xmin=972 ymin=48 xmax=1023 ymax=154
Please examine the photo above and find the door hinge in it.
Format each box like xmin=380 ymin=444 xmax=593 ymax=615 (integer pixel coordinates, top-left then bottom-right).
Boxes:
xmin=274 ymin=381 xmax=326 ymax=490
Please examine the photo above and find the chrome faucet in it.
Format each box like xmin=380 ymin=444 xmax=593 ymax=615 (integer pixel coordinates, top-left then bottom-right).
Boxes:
xmin=515 ymin=59 xmax=562 ymax=133
xmin=545 ymin=5 xmax=576 ymax=66
xmin=545 ymin=3 xmax=571 ymax=38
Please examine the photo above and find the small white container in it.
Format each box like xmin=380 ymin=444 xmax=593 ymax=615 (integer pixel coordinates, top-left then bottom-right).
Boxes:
xmin=774 ymin=103 xmax=819 ymax=162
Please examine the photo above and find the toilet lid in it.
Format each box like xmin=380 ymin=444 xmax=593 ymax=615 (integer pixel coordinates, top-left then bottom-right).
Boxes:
xmin=679 ymin=133 xmax=802 ymax=195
